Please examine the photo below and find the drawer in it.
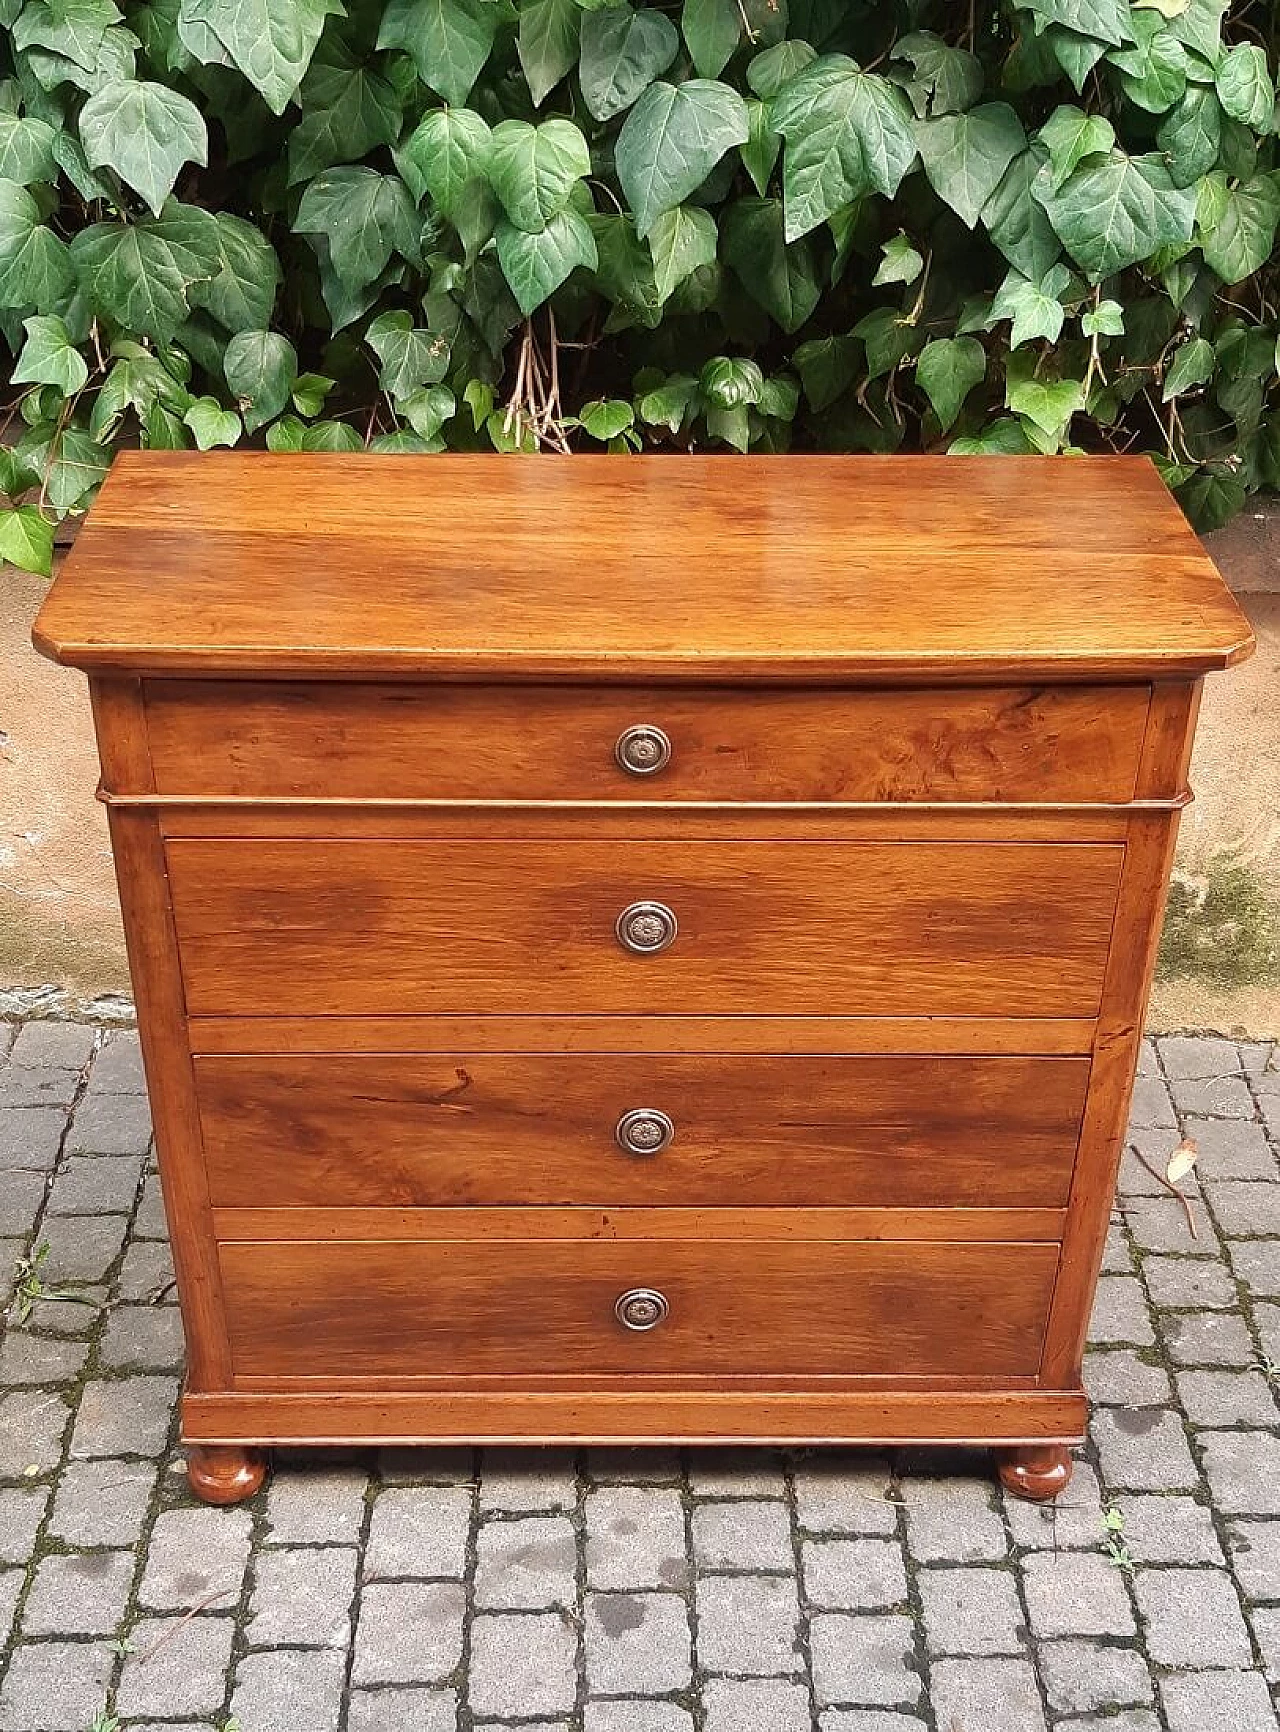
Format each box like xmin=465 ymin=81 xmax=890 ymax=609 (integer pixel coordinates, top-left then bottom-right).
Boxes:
xmin=167 ymin=838 xmax=1124 ymax=1018
xmin=141 ymin=680 xmax=1150 ymax=803
xmin=218 ymin=1235 xmax=1060 ymax=1379
xmin=194 ymin=1052 xmax=1089 ymax=1209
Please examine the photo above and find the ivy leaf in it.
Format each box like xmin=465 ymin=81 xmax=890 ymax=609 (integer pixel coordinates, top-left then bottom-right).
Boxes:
xmin=1215 ymin=43 xmax=1274 ymax=131
xmin=517 ymin=0 xmax=580 ymax=106
xmin=0 ymin=179 xmax=73 ymax=309
xmin=891 ymin=31 xmax=984 ymax=117
xmin=1109 ymin=21 xmax=1188 ymax=113
xmin=1081 ymin=296 xmax=1124 ymax=334
xmin=1199 ymin=173 xmax=1280 ymax=285
xmin=365 ymin=307 xmax=450 ymax=397
xmin=615 ymin=79 xmax=748 ymax=238
xmin=396 ymin=106 xmax=491 ymax=217
xmin=183 ymin=394 xmax=241 ymax=447
xmin=747 ymin=41 xmax=817 ymax=100
xmin=990 ymin=263 xmax=1070 ymax=347
xmin=300 ymin=418 xmax=362 ymax=450
xmin=1006 ymin=372 xmax=1086 ymax=437
xmin=38 ymin=425 xmax=110 ymax=510
xmin=11 ymin=312 xmax=88 ymax=392
xmin=1156 ymin=85 xmax=1221 ymax=187
xmin=701 ymin=354 xmax=762 ymax=407
xmin=721 ymin=196 xmax=819 ymax=332
xmin=181 ymin=0 xmax=343 ymax=115
xmin=1039 ymin=104 xmax=1115 ymax=191
xmin=1162 ymin=333 xmax=1214 ymax=398
xmin=579 ymin=3 xmax=678 ymax=123
xmin=188 ymin=210 xmax=281 ymax=333
xmin=291 ymin=371 xmax=334 ymax=416
xmin=770 ymin=55 xmax=918 ymax=241
xmin=286 ymin=51 xmax=402 ymax=185
xmin=915 ymin=101 xmax=1024 ymax=228
xmin=852 ymin=305 xmax=921 ymax=377
xmin=70 ymin=202 xmax=217 ymax=340
xmin=0 ymin=504 xmax=53 ymax=574
xmin=224 ymin=328 xmax=296 ymax=431
xmin=376 ymin=0 xmax=496 ymax=106
xmin=646 ymin=202 xmax=717 ymax=302
xmin=78 ymin=79 xmax=207 ymax=215
xmin=873 ymin=232 xmax=923 ymax=286
xmin=401 ymin=382 xmax=455 ymax=437
xmin=294 ymin=166 xmax=418 ymax=287
xmin=1048 ymin=25 xmax=1109 ymax=93
xmin=740 ymin=98 xmax=780 ymax=196
xmin=12 ymin=0 xmax=121 ymax=73
xmin=681 ymin=0 xmax=738 ymax=79
xmin=578 ymin=397 xmax=634 ymax=439
xmin=1020 ymin=0 xmax=1132 ymax=49
xmin=949 ymin=416 xmax=1036 ymax=455
xmin=916 ymin=334 xmax=986 ymax=430
xmin=494 ymin=207 xmax=597 ymax=313
xmin=638 ymin=372 xmax=699 ymax=432
xmin=1164 ymin=0 xmax=1227 ymax=63
xmin=0 ymin=113 xmax=57 ymax=185
xmin=793 ymin=332 xmax=860 ymax=410
xmin=1036 ymin=149 xmax=1197 ymax=280
xmin=984 ymin=145 xmax=1062 ymax=279
xmin=587 ymin=211 xmax=662 ymax=326
xmin=487 ymin=118 xmax=591 ymax=234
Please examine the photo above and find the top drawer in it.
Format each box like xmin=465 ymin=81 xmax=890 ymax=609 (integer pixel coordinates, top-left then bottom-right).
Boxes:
xmin=139 ymin=681 xmax=1150 ymax=804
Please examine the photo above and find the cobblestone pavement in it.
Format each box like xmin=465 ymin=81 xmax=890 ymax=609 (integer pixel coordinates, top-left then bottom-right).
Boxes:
xmin=1 ymin=1021 xmax=1279 ymax=1731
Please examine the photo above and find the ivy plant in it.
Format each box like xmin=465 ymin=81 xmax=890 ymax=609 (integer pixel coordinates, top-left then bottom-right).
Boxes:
xmin=0 ymin=0 xmax=1278 ymax=573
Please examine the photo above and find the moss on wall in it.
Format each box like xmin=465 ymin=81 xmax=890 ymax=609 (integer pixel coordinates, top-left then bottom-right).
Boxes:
xmin=1158 ymin=859 xmax=1280 ymax=990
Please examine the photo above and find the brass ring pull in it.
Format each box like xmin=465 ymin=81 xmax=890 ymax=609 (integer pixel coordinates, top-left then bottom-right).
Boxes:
xmin=615 ymin=724 xmax=672 ymax=776
xmin=615 ymin=1288 xmax=669 ymax=1331
xmin=615 ymin=1108 xmax=675 ymax=1156
xmin=616 ymin=900 xmax=677 ymax=954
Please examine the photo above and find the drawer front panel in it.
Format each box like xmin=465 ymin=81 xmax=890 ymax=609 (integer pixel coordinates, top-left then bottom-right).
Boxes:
xmin=167 ymin=839 xmax=1124 ymax=1018
xmin=218 ymin=1237 xmax=1060 ymax=1379
xmin=195 ymin=1052 xmax=1089 ymax=1209
xmin=142 ymin=680 xmax=1149 ymax=803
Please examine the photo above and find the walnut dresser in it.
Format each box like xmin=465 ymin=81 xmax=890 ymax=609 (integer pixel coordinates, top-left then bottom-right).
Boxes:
xmin=34 ymin=451 xmax=1252 ymax=1505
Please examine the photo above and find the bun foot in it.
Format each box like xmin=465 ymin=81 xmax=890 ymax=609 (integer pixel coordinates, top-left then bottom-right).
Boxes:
xmin=187 ymin=1444 xmax=268 ymax=1505
xmin=996 ymin=1444 xmax=1073 ymax=1502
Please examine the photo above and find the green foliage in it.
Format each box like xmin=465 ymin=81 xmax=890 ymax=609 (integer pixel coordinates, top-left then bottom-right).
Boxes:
xmin=0 ymin=0 xmax=1278 ymax=573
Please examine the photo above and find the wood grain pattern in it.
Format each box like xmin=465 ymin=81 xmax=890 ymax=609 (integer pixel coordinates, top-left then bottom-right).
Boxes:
xmin=140 ymin=680 xmax=1151 ymax=803
xmin=165 ymin=837 xmax=1125 ymax=1018
xmin=194 ymin=1051 xmax=1088 ymax=1209
xmin=34 ymin=454 xmax=1252 ymax=682
xmin=218 ymin=1237 xmax=1060 ymax=1379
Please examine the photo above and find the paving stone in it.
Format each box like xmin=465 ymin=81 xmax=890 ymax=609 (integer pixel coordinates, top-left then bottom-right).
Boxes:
xmin=37 ymin=1211 xmax=128 ymax=1282
xmin=140 ymin=1505 xmax=253 ymax=1610
xmin=22 ymin=1547 xmax=134 ymax=1634
xmin=90 ymin=1030 xmax=145 ymax=1092
xmin=1172 ymin=1075 xmax=1257 ymax=1118
xmin=0 ymin=1108 xmax=64 ymax=1170
xmin=266 ymin=1465 xmax=368 ymax=1542
xmin=1037 ymin=1638 xmax=1154 ymax=1715
xmin=1133 ymin=1566 xmax=1253 ymax=1666
xmin=1004 ymin=1460 xmax=1106 ymax=1552
xmin=1021 ymin=1550 xmax=1136 ymax=1638
xmin=230 ymin=1647 xmax=346 ymax=1732
xmin=116 ymin=1613 xmax=236 ymax=1717
xmin=246 ymin=1544 xmax=357 ymax=1646
xmin=1205 ymin=1180 xmax=1280 ymax=1237
xmin=472 ymin=1608 xmax=579 ymax=1712
xmin=364 ymin=1484 xmax=471 ymax=1577
xmin=474 ymin=1513 xmax=577 ymax=1609
xmin=688 ymin=1449 xmax=789 ymax=1499
xmin=1158 ymin=1668 xmax=1280 ymax=1732
xmin=819 ymin=1716 xmax=927 ymax=1732
xmin=1051 ymin=1713 xmax=1158 ymax=1732
xmin=802 ymin=1538 xmax=907 ymax=1610
xmin=584 ymin=1591 xmax=691 ymax=1694
xmin=346 ymin=1689 xmax=457 ymax=1732
xmin=1118 ymin=1493 xmax=1224 ymax=1564
xmin=1178 ymin=1366 xmax=1278 ymax=1425
xmin=1241 ymin=1042 xmax=1275 ymax=1076
xmin=116 ymin=1239 xmax=177 ymax=1302
xmin=1227 ymin=1518 xmax=1280 ymax=1598
xmin=1251 ymin=1603 xmax=1280 ymax=1680
xmin=0 ymin=1328 xmax=88 ymax=1386
xmin=23 ymin=1282 xmax=106 ymax=1334
xmin=68 ymin=1090 xmax=152 ymax=1154
xmin=1128 ymin=1076 xmax=1176 ymax=1129
xmin=11 ymin=1022 xmax=96 ymax=1070
xmin=1135 ymin=1037 xmax=1158 ymax=1076
xmin=1119 ymin=1134 xmax=1189 ymax=1198
xmin=47 ymin=1154 xmax=143 ymax=1216
xmin=376 ymin=1445 xmax=474 ymax=1484
xmin=352 ymin=1581 xmax=466 ymax=1684
xmin=1121 ymin=1194 xmax=1219 ymax=1255
xmin=131 ymin=1171 xmax=169 ymax=1237
xmin=1253 ymin=1299 xmax=1280 ymax=1363
xmin=0 ymin=1169 xmax=46 ymax=1235
xmin=793 ymin=1455 xmax=898 ymax=1536
xmin=1100 ymin=1221 xmax=1132 ymax=1272
xmin=48 ymin=1458 xmax=156 ymax=1544
xmin=933 ymin=1657 xmax=1048 ymax=1732
xmin=0 ymin=1386 xmax=69 ymax=1475
xmin=1160 ymin=1037 xmax=1242 ymax=1080
xmin=702 ymin=1678 xmax=812 ymax=1732
xmin=0 ymin=1639 xmax=113 ymax=1731
xmin=99 ymin=1302 xmax=185 ymax=1370
xmin=0 ymin=1067 xmax=80 ymax=1108
xmin=1083 ymin=1350 xmax=1173 ymax=1407
xmin=696 ymin=1572 xmax=802 ymax=1675
xmin=918 ymin=1564 xmax=1024 ymax=1654
xmin=1143 ymin=1253 xmax=1238 ymax=1309
xmin=585 ymin=1484 xmax=688 ymax=1590
xmin=692 ymin=1498 xmax=794 ymax=1571
xmin=809 ymin=1612 xmax=919 ymax=1709
xmin=0 ymin=1485 xmax=47 ymax=1562
xmin=1090 ymin=1275 xmax=1156 ymax=1344
xmin=70 ymin=1374 xmax=177 ymax=1457
xmin=1189 ymin=1117 xmax=1278 ymax=1178
xmin=584 ymin=1446 xmax=682 ymax=1484
xmin=901 ymin=1476 xmax=1007 ymax=1562
xmin=1091 ymin=1406 xmax=1198 ymax=1490
xmin=477 ymin=1448 xmax=577 ymax=1511
xmin=1199 ymin=1430 xmax=1280 ymax=1514
xmin=585 ymin=1703 xmax=694 ymax=1732
xmin=0 ymin=1567 xmax=18 ymax=1643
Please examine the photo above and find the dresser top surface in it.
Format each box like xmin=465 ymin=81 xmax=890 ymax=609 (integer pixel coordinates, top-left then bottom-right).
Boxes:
xmin=34 ymin=451 xmax=1252 ymax=683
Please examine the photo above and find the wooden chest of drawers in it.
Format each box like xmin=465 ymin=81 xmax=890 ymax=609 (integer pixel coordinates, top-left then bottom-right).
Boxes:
xmin=34 ymin=451 xmax=1252 ymax=1504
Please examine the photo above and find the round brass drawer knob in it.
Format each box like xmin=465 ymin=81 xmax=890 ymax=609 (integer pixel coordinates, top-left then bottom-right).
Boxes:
xmin=615 ymin=724 xmax=671 ymax=776
xmin=616 ymin=1108 xmax=675 ymax=1156
xmin=615 ymin=1288 xmax=669 ymax=1331
xmin=616 ymin=900 xmax=677 ymax=955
